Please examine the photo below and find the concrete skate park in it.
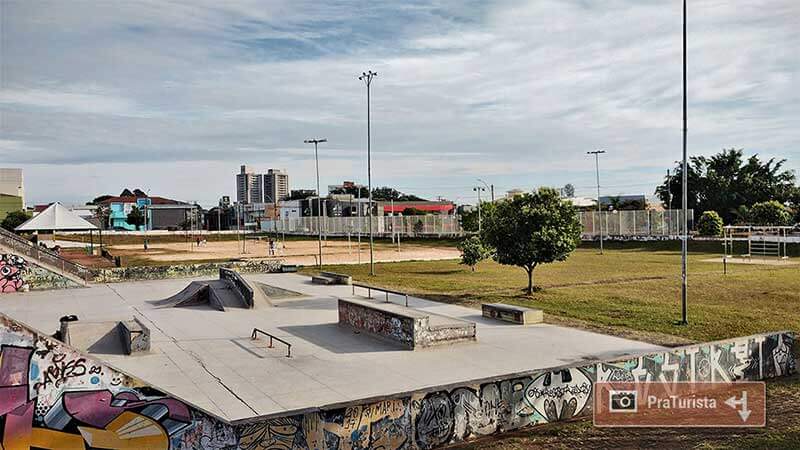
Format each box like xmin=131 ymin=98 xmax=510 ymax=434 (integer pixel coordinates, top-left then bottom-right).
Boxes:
xmin=0 ymin=267 xmax=795 ymax=449
xmin=1 ymin=271 xmax=664 ymax=420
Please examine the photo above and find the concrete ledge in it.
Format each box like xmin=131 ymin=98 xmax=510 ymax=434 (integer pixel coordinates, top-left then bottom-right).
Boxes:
xmin=338 ymin=297 xmax=476 ymax=349
xmin=482 ymin=302 xmax=543 ymax=324
xmin=312 ymin=275 xmax=335 ymax=285
xmin=117 ymin=318 xmax=150 ymax=354
xmin=320 ymin=271 xmax=353 ymax=285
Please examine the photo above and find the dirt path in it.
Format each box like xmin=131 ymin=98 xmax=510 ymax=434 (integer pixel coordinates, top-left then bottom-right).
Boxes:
xmin=110 ymin=239 xmax=460 ymax=266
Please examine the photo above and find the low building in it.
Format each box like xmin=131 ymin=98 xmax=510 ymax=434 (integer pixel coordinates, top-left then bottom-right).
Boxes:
xmin=98 ymin=191 xmax=188 ymax=230
xmin=378 ymin=200 xmax=455 ymax=216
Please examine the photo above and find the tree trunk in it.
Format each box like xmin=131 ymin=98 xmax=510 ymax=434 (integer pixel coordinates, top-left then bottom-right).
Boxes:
xmin=526 ymin=266 xmax=534 ymax=294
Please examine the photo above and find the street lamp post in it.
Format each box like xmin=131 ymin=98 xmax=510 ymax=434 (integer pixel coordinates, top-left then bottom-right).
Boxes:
xmin=359 ymin=70 xmax=377 ymax=275
xmin=587 ymin=150 xmax=606 ymax=254
xmin=472 ymin=186 xmax=485 ymax=233
xmin=680 ymin=0 xmax=689 ymax=325
xmin=304 ymin=138 xmax=327 ymax=268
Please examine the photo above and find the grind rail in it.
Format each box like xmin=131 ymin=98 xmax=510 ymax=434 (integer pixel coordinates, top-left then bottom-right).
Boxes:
xmin=352 ymin=282 xmax=410 ymax=307
xmin=250 ymin=328 xmax=292 ymax=358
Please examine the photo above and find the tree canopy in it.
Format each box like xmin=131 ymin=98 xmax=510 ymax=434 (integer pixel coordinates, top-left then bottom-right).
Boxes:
xmin=126 ymin=206 xmax=144 ymax=229
xmin=481 ymin=188 xmax=582 ymax=294
xmin=1 ymin=210 xmax=31 ymax=231
xmin=655 ymin=149 xmax=797 ymax=224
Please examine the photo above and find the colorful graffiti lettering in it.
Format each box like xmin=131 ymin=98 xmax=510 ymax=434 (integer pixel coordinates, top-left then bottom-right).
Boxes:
xmin=0 ymin=311 xmax=795 ymax=450
xmin=0 ymin=254 xmax=28 ymax=293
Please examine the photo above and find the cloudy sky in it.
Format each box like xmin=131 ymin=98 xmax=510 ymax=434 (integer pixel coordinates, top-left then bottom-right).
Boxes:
xmin=1 ymin=0 xmax=798 ymax=207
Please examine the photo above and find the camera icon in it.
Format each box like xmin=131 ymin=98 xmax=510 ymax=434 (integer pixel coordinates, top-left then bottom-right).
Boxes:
xmin=609 ymin=390 xmax=638 ymax=413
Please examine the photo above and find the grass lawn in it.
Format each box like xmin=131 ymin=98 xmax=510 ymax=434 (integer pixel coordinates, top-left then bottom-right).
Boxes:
xmin=305 ymin=240 xmax=800 ymax=448
xmin=304 ymin=241 xmax=800 ymax=344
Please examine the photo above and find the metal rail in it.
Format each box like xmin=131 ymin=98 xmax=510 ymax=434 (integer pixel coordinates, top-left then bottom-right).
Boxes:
xmin=0 ymin=227 xmax=92 ymax=281
xmin=352 ymin=282 xmax=409 ymax=307
xmin=250 ymin=328 xmax=291 ymax=358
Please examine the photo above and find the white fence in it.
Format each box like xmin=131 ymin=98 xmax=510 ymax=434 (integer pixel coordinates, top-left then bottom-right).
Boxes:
xmin=579 ymin=209 xmax=694 ymax=238
xmin=261 ymin=215 xmax=463 ymax=237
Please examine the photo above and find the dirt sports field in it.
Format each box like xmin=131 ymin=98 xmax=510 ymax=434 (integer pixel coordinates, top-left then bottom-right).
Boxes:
xmin=109 ymin=238 xmax=460 ymax=266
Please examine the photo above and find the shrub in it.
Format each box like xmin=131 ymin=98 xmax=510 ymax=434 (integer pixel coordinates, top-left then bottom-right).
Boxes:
xmin=697 ymin=211 xmax=724 ymax=236
xmin=457 ymin=236 xmax=490 ymax=271
xmin=748 ymin=201 xmax=792 ymax=226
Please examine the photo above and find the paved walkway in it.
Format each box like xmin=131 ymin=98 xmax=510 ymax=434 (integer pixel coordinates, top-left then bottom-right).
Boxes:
xmin=1 ymin=274 xmax=663 ymax=421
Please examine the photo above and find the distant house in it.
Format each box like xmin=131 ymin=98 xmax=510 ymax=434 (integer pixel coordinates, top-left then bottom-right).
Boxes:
xmin=97 ymin=191 xmax=189 ymax=230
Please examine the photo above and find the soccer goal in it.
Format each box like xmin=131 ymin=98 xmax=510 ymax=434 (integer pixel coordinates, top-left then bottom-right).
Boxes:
xmin=723 ymin=226 xmax=791 ymax=260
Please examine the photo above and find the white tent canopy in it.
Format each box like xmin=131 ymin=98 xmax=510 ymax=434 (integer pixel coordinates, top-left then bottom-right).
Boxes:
xmin=15 ymin=202 xmax=98 ymax=232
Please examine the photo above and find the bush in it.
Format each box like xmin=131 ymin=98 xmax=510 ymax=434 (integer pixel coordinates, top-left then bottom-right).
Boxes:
xmin=748 ymin=201 xmax=792 ymax=226
xmin=697 ymin=211 xmax=724 ymax=236
xmin=457 ymin=236 xmax=490 ymax=271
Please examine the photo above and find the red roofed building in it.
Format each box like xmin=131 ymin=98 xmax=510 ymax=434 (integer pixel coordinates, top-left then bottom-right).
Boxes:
xmin=378 ymin=201 xmax=455 ymax=215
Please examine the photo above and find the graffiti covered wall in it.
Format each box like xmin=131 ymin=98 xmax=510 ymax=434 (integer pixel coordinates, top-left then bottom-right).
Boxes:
xmin=0 ymin=312 xmax=795 ymax=450
xmin=1 ymin=254 xmax=28 ymax=292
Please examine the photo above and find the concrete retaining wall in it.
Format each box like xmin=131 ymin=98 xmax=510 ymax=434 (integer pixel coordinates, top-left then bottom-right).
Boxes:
xmin=1 ymin=253 xmax=80 ymax=292
xmin=91 ymin=258 xmax=284 ymax=283
xmin=0 ymin=311 xmax=794 ymax=450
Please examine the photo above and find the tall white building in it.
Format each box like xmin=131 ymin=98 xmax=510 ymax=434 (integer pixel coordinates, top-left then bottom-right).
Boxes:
xmin=236 ymin=165 xmax=263 ymax=204
xmin=0 ymin=168 xmax=25 ymax=207
xmin=264 ymin=169 xmax=289 ymax=202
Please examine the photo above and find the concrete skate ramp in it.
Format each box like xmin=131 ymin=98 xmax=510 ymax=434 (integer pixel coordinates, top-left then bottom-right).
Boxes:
xmin=153 ymin=279 xmax=250 ymax=311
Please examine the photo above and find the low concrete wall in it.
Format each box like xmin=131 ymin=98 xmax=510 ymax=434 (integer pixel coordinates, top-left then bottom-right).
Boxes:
xmin=0 ymin=311 xmax=795 ymax=450
xmin=91 ymin=258 xmax=284 ymax=283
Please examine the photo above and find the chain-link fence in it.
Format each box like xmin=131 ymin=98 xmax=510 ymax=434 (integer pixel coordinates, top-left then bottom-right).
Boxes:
xmin=261 ymin=215 xmax=463 ymax=237
xmin=579 ymin=209 xmax=694 ymax=238
xmin=262 ymin=210 xmax=693 ymax=239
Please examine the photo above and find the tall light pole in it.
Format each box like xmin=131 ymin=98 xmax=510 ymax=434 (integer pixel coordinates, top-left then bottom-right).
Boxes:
xmin=587 ymin=150 xmax=606 ymax=254
xmin=680 ymin=0 xmax=689 ymax=325
xmin=304 ymin=138 xmax=327 ymax=268
xmin=359 ymin=70 xmax=377 ymax=276
xmin=473 ymin=186 xmax=485 ymax=232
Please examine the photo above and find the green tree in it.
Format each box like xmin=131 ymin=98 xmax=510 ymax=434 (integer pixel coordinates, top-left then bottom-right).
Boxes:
xmin=748 ymin=201 xmax=792 ymax=226
xmin=655 ymin=149 xmax=797 ymax=223
xmin=562 ymin=184 xmax=575 ymax=198
xmin=1 ymin=210 xmax=31 ymax=231
xmin=481 ymin=188 xmax=582 ymax=294
xmin=457 ymin=236 xmax=490 ymax=271
xmin=126 ymin=206 xmax=145 ymax=229
xmin=697 ymin=211 xmax=724 ymax=237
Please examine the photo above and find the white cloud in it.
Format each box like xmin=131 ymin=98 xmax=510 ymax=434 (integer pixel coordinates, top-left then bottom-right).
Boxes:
xmin=1 ymin=0 xmax=798 ymax=205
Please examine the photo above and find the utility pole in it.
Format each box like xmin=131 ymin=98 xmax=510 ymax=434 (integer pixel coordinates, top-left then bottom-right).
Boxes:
xmin=357 ymin=184 xmax=362 ymax=264
xmin=587 ymin=150 xmax=606 ymax=254
xmin=304 ymin=138 xmax=327 ymax=268
xmin=359 ymin=70 xmax=377 ymax=275
xmin=490 ymin=184 xmax=495 ymax=202
xmin=680 ymin=0 xmax=689 ymax=325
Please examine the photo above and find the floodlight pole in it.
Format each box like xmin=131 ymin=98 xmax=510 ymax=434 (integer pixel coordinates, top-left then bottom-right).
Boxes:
xmin=680 ymin=0 xmax=689 ymax=325
xmin=587 ymin=150 xmax=606 ymax=254
xmin=304 ymin=138 xmax=327 ymax=268
xmin=359 ymin=70 xmax=377 ymax=276
xmin=473 ymin=186 xmax=485 ymax=233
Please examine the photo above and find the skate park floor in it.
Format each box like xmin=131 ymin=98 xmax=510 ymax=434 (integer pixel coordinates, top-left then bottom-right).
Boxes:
xmin=0 ymin=273 xmax=663 ymax=420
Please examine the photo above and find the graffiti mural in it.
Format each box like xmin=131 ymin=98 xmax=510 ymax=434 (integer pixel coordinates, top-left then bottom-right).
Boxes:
xmin=0 ymin=254 xmax=28 ymax=293
xmin=0 ymin=312 xmax=795 ymax=450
